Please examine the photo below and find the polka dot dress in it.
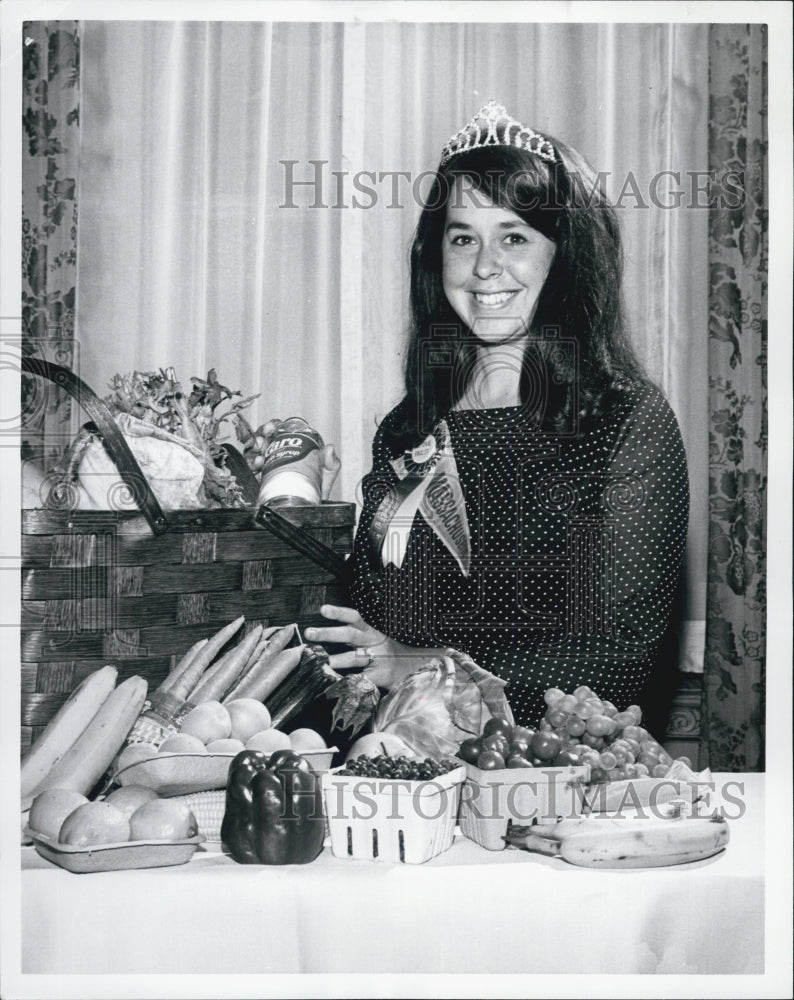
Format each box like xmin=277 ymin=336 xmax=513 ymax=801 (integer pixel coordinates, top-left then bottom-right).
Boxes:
xmin=349 ymin=383 xmax=689 ymax=726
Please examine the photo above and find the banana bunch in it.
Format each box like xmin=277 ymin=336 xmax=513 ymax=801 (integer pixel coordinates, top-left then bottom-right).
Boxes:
xmin=505 ymin=812 xmax=730 ymax=868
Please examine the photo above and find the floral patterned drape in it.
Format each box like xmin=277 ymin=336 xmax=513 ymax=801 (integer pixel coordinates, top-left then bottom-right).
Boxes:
xmin=701 ymin=24 xmax=767 ymax=771
xmin=21 ymin=21 xmax=80 ymax=469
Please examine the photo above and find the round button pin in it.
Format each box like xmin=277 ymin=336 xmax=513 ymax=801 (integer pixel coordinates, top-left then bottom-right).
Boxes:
xmin=410 ymin=435 xmax=437 ymax=465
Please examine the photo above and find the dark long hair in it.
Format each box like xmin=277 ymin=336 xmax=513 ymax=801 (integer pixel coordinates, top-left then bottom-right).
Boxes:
xmin=385 ymin=138 xmax=648 ymax=451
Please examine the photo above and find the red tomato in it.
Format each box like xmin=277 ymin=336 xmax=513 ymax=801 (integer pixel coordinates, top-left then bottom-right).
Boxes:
xmin=511 ymin=726 xmax=536 ymax=744
xmin=457 ymin=738 xmax=483 ymax=765
xmin=477 ymin=750 xmax=506 ymax=770
xmin=481 ymin=734 xmax=509 ymax=756
xmin=508 ymin=739 xmax=530 ymax=758
xmin=552 ymin=749 xmax=582 ymax=767
xmin=507 ymin=755 xmax=534 ymax=768
xmin=483 ymin=716 xmax=513 ymax=739
xmin=530 ymin=731 xmax=563 ymax=761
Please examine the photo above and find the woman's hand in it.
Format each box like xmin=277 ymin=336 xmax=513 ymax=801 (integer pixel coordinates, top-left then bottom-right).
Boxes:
xmin=243 ymin=422 xmax=340 ymax=500
xmin=319 ymin=444 xmax=341 ymax=500
xmin=303 ymin=604 xmax=439 ymax=689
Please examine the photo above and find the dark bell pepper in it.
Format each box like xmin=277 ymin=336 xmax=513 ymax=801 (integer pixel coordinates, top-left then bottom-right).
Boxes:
xmin=220 ymin=749 xmax=325 ymax=865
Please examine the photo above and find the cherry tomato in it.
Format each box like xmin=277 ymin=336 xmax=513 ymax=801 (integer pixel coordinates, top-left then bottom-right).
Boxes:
xmin=588 ymin=766 xmax=610 ymax=783
xmin=573 ymin=685 xmax=594 ymax=701
xmin=585 ymin=714 xmax=612 ymax=737
xmin=552 ymin=749 xmax=582 ymax=767
xmin=508 ymin=739 xmax=530 ymax=758
xmin=600 ymin=700 xmax=618 ymax=718
xmin=483 ymin=716 xmax=514 ymax=740
xmin=558 ymin=695 xmax=579 ymax=713
xmin=545 ymin=708 xmax=569 ymax=728
xmin=458 ymin=737 xmax=483 ymax=765
xmin=530 ymin=731 xmax=563 ymax=761
xmin=543 ymin=687 xmax=566 ymax=706
xmin=581 ymin=733 xmax=605 ymax=749
xmin=477 ymin=750 xmax=506 ymax=770
xmin=566 ymin=715 xmax=586 ymax=737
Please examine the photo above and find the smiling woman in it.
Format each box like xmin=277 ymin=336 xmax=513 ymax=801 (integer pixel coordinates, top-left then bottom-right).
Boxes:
xmin=441 ymin=186 xmax=556 ymax=362
xmin=304 ymin=103 xmax=691 ymax=727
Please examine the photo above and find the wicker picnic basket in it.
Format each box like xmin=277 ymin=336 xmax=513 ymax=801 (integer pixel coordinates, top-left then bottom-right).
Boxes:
xmin=20 ymin=359 xmax=355 ymax=752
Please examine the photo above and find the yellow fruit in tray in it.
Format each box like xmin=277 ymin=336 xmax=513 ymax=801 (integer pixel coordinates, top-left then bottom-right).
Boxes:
xmin=129 ymin=799 xmax=198 ymax=841
xmin=159 ymin=733 xmax=207 ymax=754
xmin=104 ymin=784 xmax=159 ymax=820
xmin=245 ymin=728 xmax=291 ymax=753
xmin=180 ymin=701 xmax=232 ymax=744
xmin=29 ymin=788 xmax=89 ymax=840
xmin=288 ymin=728 xmax=327 ymax=753
xmin=226 ymin=698 xmax=272 ymax=742
xmin=116 ymin=742 xmax=159 ymax=772
xmin=59 ymin=801 xmax=131 ymax=846
xmin=206 ymin=738 xmax=246 ymax=754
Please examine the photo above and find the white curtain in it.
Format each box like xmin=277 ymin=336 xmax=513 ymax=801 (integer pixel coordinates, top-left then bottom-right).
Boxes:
xmin=76 ymin=19 xmax=709 ymax=654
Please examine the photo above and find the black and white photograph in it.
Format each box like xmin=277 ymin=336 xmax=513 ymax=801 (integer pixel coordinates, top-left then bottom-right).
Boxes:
xmin=0 ymin=1 xmax=791 ymax=998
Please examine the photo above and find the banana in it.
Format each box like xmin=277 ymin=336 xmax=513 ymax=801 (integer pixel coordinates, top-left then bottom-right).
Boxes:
xmin=21 ymin=665 xmax=118 ymax=801
xmin=559 ymin=814 xmax=730 ymax=869
xmin=585 ymin=776 xmax=699 ymax=814
xmin=26 ymin=675 xmax=148 ymax=807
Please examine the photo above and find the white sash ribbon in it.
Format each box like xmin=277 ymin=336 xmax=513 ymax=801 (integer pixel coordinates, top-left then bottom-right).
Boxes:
xmin=381 ymin=421 xmax=471 ymax=577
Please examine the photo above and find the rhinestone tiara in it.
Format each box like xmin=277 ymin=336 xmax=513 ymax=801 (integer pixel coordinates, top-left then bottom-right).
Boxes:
xmin=439 ymin=100 xmax=556 ymax=167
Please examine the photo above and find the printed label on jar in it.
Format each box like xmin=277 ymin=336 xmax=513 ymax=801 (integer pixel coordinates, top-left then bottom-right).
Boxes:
xmin=262 ymin=432 xmax=322 ymax=474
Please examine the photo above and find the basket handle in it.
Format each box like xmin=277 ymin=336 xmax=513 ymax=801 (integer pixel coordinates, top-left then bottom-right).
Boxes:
xmin=256 ymin=504 xmax=349 ymax=583
xmin=22 ymin=357 xmax=169 ymax=535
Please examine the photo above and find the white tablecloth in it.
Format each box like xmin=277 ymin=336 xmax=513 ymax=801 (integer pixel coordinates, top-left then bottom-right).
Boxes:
xmin=21 ymin=773 xmax=764 ymax=975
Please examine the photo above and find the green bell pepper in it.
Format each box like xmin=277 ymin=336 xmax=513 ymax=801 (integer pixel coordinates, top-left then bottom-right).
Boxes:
xmin=220 ymin=749 xmax=325 ymax=865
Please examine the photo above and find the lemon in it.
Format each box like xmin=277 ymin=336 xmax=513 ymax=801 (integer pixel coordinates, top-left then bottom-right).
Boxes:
xmin=29 ymin=788 xmax=89 ymax=840
xmin=59 ymin=801 xmax=131 ymax=846
xmin=129 ymin=799 xmax=198 ymax=841
xmin=105 ymin=785 xmax=159 ymax=820
xmin=180 ymin=702 xmax=232 ymax=744
xmin=245 ymin=728 xmax=291 ymax=753
xmin=226 ymin=699 xmax=272 ymax=743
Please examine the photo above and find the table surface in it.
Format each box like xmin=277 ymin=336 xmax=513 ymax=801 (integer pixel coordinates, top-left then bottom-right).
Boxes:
xmin=21 ymin=773 xmax=764 ymax=976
